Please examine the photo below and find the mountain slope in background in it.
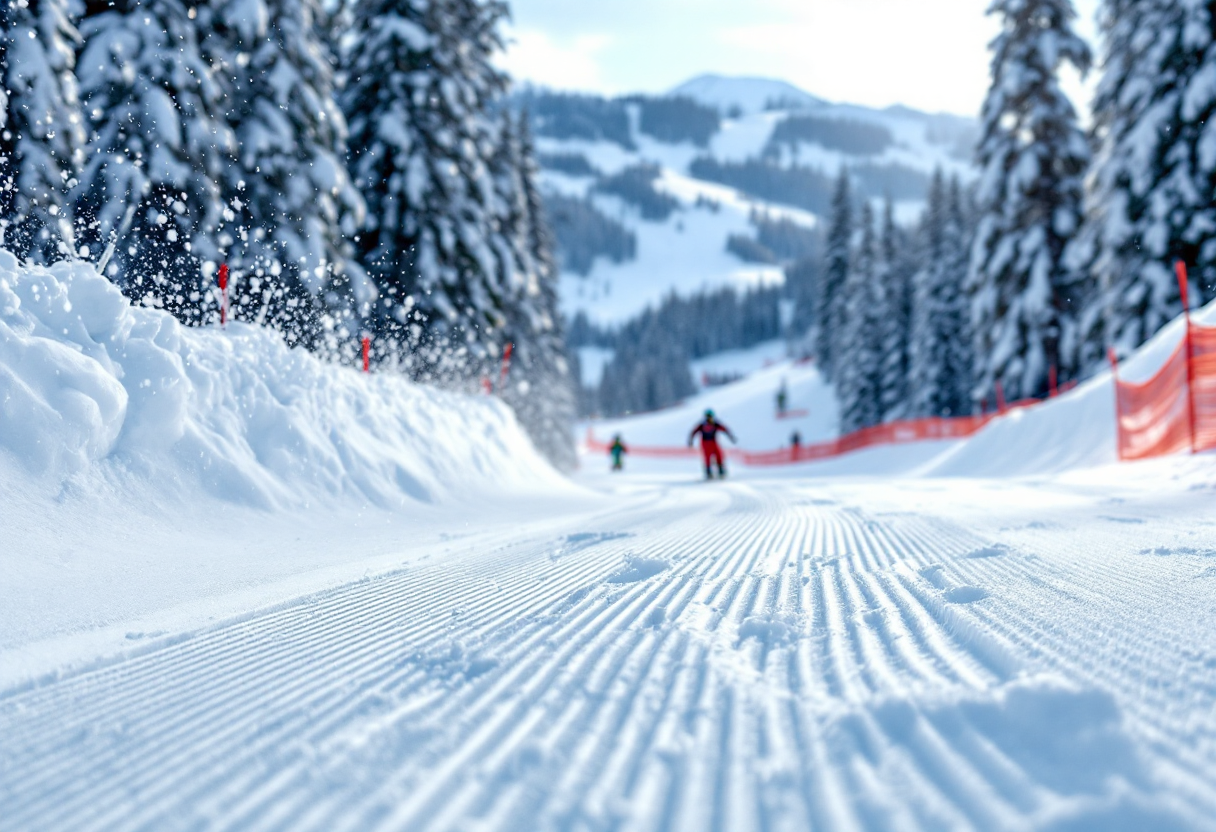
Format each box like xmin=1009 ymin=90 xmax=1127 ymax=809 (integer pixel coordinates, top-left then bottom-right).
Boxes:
xmin=669 ymin=73 xmax=826 ymax=115
xmin=518 ymin=75 xmax=979 ymax=331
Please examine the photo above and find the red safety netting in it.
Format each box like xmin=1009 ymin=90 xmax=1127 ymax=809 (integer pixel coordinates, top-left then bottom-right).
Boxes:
xmin=1192 ymin=325 xmax=1216 ymax=452
xmin=736 ymin=415 xmax=994 ymax=466
xmin=1113 ymin=340 xmax=1191 ymax=460
xmin=1113 ymin=321 xmax=1216 ymax=460
xmin=584 ymin=410 xmax=1023 ymax=468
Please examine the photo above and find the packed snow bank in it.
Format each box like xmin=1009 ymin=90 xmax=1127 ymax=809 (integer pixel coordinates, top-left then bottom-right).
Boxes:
xmin=0 ymin=252 xmax=563 ymax=510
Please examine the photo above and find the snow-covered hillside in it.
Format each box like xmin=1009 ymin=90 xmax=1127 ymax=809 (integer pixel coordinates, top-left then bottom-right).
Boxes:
xmin=536 ymin=75 xmax=978 ymax=327
xmin=670 ymin=74 xmax=826 ymax=115
xmin=0 ymin=253 xmax=579 ymax=658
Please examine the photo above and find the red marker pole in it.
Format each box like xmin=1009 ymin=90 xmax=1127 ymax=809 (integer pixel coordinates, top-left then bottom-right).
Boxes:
xmin=217 ymin=263 xmax=229 ymax=328
xmin=1049 ymin=365 xmax=1058 ymax=398
xmin=499 ymin=342 xmax=514 ymax=390
xmin=362 ymin=336 xmax=370 ymax=373
xmin=995 ymin=380 xmax=1007 ymax=414
xmin=1176 ymin=260 xmax=1197 ymax=453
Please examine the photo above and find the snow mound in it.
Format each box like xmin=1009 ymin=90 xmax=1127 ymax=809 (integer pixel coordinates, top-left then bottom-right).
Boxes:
xmin=0 ymin=251 xmax=561 ymax=510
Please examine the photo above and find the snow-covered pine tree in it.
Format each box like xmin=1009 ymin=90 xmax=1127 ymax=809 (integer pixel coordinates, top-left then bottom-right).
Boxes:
xmin=0 ymin=0 xmax=86 ymax=262
xmin=816 ymin=169 xmax=851 ymax=379
xmin=75 ymin=0 xmax=236 ymax=322
xmin=877 ymin=198 xmax=912 ymax=421
xmin=494 ymin=111 xmax=576 ymax=471
xmin=971 ymin=0 xmax=1091 ymax=402
xmin=945 ymin=178 xmax=975 ymax=413
xmin=1073 ymin=0 xmax=1216 ymax=364
xmin=910 ymin=171 xmax=973 ymax=418
xmin=837 ymin=202 xmax=883 ymax=433
xmin=343 ymin=0 xmax=511 ymax=381
xmin=202 ymin=0 xmax=367 ymax=353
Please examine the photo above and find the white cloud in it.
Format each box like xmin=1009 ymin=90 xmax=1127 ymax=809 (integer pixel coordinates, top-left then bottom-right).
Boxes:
xmin=499 ymin=27 xmax=612 ymax=92
xmin=504 ymin=0 xmax=1104 ymax=117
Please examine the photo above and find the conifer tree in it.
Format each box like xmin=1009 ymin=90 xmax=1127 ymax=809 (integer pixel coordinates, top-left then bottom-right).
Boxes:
xmin=494 ymin=112 xmax=576 ymax=470
xmin=205 ymin=0 xmax=367 ymax=351
xmin=877 ymin=199 xmax=912 ymax=421
xmin=343 ymin=0 xmax=511 ymax=381
xmin=1074 ymin=0 xmax=1216 ymax=363
xmin=816 ymin=169 xmax=851 ymax=379
xmin=944 ymin=179 xmax=975 ymax=412
xmin=971 ymin=0 xmax=1091 ymax=401
xmin=75 ymin=0 xmax=236 ymax=322
xmin=910 ymin=171 xmax=973 ymax=418
xmin=0 ymin=0 xmax=86 ymax=262
xmin=837 ymin=201 xmax=882 ymax=433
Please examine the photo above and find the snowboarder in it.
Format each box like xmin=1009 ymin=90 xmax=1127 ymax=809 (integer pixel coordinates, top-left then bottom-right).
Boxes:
xmin=776 ymin=380 xmax=788 ymax=417
xmin=688 ymin=410 xmax=736 ymax=479
xmin=790 ymin=430 xmax=802 ymax=460
xmin=609 ymin=435 xmax=628 ymax=471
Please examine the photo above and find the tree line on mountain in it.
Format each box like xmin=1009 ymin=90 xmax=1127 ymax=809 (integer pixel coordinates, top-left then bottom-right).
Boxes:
xmin=541 ymin=193 xmax=637 ymax=277
xmin=766 ymin=116 xmax=894 ymax=158
xmin=727 ymin=211 xmax=821 ymax=265
xmin=534 ymin=160 xmax=678 ymax=276
xmin=689 ymin=157 xmax=932 ymax=216
xmin=0 ymin=0 xmax=575 ymax=470
xmin=511 ymin=89 xmax=722 ymax=150
xmin=569 ymin=285 xmax=785 ymax=416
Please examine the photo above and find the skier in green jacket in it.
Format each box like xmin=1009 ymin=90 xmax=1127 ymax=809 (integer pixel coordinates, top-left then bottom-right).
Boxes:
xmin=609 ymin=435 xmax=628 ymax=471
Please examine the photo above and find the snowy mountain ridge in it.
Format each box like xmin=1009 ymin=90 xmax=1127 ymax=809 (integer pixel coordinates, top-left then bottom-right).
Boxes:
xmin=526 ymin=75 xmax=980 ymax=328
xmin=668 ymin=74 xmax=827 ymax=115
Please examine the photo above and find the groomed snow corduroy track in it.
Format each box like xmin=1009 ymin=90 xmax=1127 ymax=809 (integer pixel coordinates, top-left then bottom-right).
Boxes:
xmin=3 ymin=474 xmax=1215 ymax=832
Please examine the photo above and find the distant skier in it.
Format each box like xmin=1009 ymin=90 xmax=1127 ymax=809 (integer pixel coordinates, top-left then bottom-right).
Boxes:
xmin=776 ymin=379 xmax=788 ymax=417
xmin=688 ymin=410 xmax=736 ymax=479
xmin=609 ymin=435 xmax=628 ymax=471
xmin=790 ymin=430 xmax=802 ymax=461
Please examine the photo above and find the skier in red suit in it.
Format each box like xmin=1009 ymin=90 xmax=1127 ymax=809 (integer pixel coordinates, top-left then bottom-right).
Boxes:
xmin=688 ymin=410 xmax=736 ymax=479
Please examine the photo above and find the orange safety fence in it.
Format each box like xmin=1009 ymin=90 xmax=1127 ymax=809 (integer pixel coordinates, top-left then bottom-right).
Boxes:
xmin=737 ymin=414 xmax=996 ymax=466
xmin=1113 ymin=319 xmax=1216 ymax=461
xmin=584 ymin=411 xmax=1023 ymax=468
xmin=1193 ymin=325 xmax=1216 ymax=452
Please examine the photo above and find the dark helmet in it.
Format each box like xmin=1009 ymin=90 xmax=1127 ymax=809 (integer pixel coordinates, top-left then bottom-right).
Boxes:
xmin=705 ymin=409 xmax=715 ymax=420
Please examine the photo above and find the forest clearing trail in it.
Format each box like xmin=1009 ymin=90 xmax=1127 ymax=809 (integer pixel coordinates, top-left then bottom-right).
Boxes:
xmin=3 ymin=468 xmax=1216 ymax=832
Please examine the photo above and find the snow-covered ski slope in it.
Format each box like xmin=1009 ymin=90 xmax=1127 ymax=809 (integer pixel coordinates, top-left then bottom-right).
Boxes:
xmin=8 ymin=259 xmax=1216 ymax=831
xmin=585 ymin=347 xmax=839 ymax=452
xmin=548 ymin=76 xmax=976 ymax=326
xmin=6 ymin=459 xmax=1216 ymax=831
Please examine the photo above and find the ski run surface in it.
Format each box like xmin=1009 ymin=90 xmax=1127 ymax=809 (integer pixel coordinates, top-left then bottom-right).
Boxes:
xmin=6 ymin=457 xmax=1216 ymax=832
xmin=6 ymin=257 xmax=1216 ymax=831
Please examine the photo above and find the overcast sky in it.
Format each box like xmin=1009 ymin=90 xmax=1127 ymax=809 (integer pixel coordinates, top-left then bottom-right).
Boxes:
xmin=500 ymin=0 xmax=1102 ymax=118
